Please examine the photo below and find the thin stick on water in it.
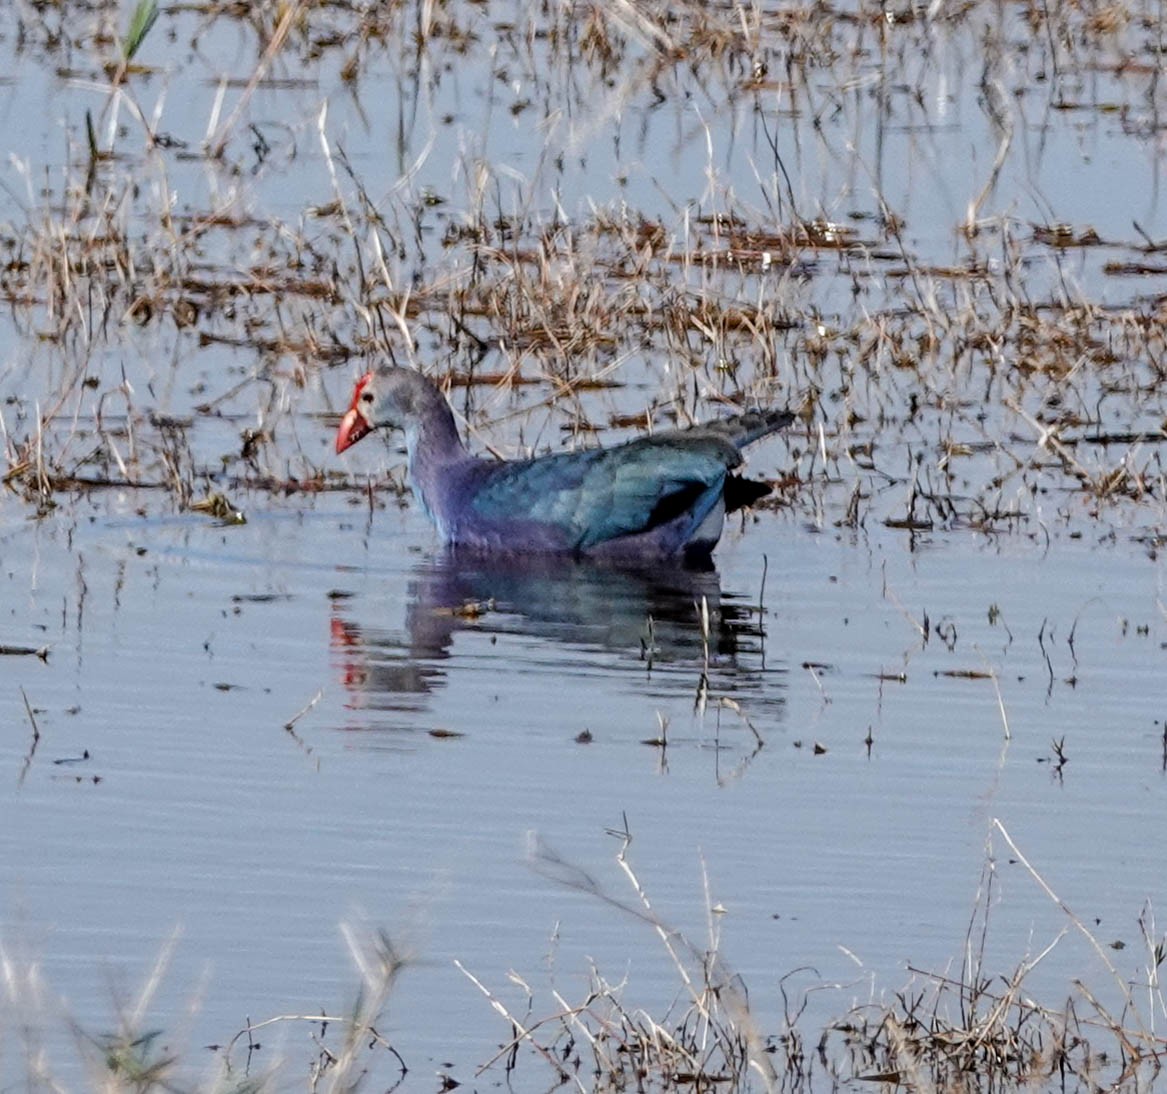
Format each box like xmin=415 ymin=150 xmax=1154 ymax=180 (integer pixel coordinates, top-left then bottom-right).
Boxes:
xmin=456 ymin=960 xmax=587 ymax=1093
xmin=207 ymin=1 xmax=305 ymax=158
xmin=283 ymin=688 xmax=323 ymax=763
xmin=991 ymin=818 xmax=1141 ymax=1022
xmin=881 ymin=562 xmax=928 ymax=641
xmin=758 ymin=552 xmax=768 ymax=617
xmin=18 ymin=687 xmax=41 ymax=787
xmin=975 ymin=646 xmax=1010 ymax=740
xmin=284 ymin=687 xmax=323 ymax=733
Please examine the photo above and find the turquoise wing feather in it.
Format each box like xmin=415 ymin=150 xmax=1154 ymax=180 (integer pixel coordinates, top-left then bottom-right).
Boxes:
xmin=469 ymin=434 xmax=741 ymax=550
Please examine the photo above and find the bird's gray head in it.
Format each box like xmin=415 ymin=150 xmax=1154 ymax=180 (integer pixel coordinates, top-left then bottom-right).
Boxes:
xmin=335 ymin=367 xmax=434 ymax=453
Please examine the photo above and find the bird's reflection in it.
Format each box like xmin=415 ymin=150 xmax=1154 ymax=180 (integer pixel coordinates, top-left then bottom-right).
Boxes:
xmin=330 ymin=552 xmax=783 ymax=719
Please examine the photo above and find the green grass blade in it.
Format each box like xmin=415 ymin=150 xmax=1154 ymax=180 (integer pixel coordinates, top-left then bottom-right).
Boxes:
xmin=122 ymin=0 xmax=159 ymax=62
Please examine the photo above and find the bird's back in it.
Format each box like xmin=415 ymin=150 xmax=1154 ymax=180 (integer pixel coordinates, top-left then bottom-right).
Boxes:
xmin=438 ymin=407 xmax=789 ymax=558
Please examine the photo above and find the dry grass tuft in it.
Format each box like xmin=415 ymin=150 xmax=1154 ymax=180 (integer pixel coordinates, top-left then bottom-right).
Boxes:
xmin=459 ymin=821 xmax=1167 ymax=1093
xmin=0 ymin=0 xmax=1164 ymax=533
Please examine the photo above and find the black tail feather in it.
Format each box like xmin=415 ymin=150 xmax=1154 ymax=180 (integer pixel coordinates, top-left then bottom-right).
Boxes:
xmin=724 ymin=474 xmax=772 ymax=514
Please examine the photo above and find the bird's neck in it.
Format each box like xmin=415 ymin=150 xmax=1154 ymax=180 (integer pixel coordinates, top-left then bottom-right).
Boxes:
xmin=403 ymin=398 xmax=467 ymax=525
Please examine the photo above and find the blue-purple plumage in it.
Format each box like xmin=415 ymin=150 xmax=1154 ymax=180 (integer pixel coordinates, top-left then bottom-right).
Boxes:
xmin=335 ymin=367 xmax=793 ymax=560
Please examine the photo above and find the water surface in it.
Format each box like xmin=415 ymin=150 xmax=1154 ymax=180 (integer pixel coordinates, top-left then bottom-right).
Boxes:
xmin=4 ymin=491 xmax=1165 ymax=1087
xmin=2 ymin=1 xmax=1167 ymax=1088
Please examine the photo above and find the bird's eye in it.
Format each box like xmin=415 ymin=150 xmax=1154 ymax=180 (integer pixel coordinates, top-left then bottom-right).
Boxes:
xmin=361 ymin=392 xmax=374 ymax=403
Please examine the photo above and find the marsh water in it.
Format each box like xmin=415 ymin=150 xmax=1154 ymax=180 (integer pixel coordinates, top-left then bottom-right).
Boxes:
xmin=2 ymin=1 xmax=1167 ymax=1090
xmin=5 ymin=498 xmax=1166 ymax=1088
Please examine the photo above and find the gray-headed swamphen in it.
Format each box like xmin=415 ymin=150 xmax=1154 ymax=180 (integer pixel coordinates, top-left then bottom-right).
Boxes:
xmin=335 ymin=367 xmax=793 ymax=561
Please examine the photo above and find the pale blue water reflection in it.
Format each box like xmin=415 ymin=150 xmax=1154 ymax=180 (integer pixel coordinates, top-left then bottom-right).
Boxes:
xmin=331 ymin=551 xmax=784 ymax=728
xmin=2 ymin=496 xmax=1165 ymax=1087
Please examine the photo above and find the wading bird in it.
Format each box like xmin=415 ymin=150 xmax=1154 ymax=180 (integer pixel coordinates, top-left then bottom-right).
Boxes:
xmin=335 ymin=367 xmax=792 ymax=562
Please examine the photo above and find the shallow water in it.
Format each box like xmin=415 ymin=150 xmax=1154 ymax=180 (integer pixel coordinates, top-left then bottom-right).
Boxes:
xmin=3 ymin=488 xmax=1166 ymax=1087
xmin=2 ymin=1 xmax=1167 ymax=1089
